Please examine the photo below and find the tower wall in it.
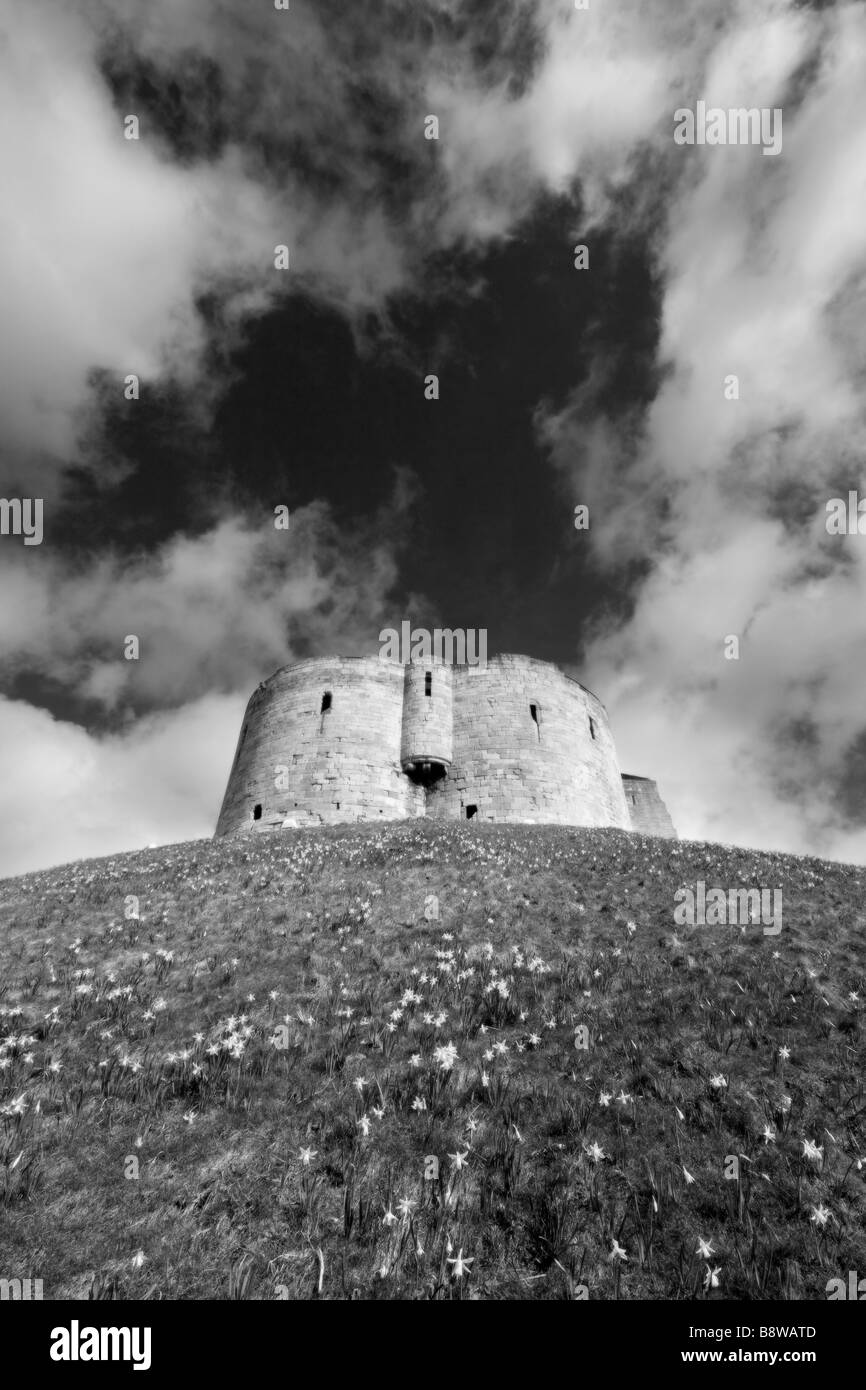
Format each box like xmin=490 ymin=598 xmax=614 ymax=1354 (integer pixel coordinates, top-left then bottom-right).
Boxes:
xmin=426 ymin=655 xmax=631 ymax=827
xmin=622 ymin=775 xmax=677 ymax=838
xmin=215 ymin=657 xmax=423 ymax=835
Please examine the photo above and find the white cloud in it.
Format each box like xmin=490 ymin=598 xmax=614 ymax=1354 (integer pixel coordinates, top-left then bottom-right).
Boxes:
xmin=0 ymin=0 xmax=408 ymax=471
xmin=0 ymin=499 xmax=406 ymax=707
xmin=427 ymin=0 xmax=691 ymax=241
xmin=0 ymin=692 xmax=242 ymax=877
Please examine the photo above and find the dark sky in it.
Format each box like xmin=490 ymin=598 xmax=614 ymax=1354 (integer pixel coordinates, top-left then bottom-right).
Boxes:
xmin=54 ymin=188 xmax=660 ymax=691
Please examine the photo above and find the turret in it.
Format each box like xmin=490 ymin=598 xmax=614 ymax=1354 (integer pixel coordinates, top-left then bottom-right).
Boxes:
xmin=400 ymin=659 xmax=453 ymax=786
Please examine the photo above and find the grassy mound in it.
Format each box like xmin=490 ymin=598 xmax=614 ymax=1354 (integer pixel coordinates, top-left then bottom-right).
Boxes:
xmin=1 ymin=821 xmax=864 ymax=1300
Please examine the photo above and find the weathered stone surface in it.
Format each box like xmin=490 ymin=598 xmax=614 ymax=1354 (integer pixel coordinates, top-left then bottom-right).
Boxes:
xmin=621 ymin=775 xmax=677 ymax=838
xmin=214 ymin=653 xmax=677 ymax=837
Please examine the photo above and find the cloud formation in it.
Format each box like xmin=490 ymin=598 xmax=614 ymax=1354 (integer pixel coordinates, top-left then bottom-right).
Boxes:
xmin=0 ymin=497 xmax=414 ymax=708
xmin=0 ymin=0 xmax=414 ymax=473
xmin=544 ymin=2 xmax=866 ymax=863
xmin=0 ymin=692 xmax=240 ymax=876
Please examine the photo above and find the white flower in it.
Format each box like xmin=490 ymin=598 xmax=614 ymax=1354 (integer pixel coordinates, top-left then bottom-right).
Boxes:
xmin=433 ymin=1042 xmax=458 ymax=1071
xmin=696 ymin=1237 xmax=715 ymax=1259
xmin=447 ymin=1248 xmax=474 ymax=1279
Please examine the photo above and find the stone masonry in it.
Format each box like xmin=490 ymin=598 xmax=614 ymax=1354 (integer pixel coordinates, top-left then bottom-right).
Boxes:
xmin=214 ymin=653 xmax=677 ymax=838
xmin=621 ymin=775 xmax=678 ymax=838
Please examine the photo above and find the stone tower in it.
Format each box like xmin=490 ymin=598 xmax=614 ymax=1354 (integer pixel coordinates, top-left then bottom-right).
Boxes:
xmin=214 ymin=653 xmax=676 ymax=838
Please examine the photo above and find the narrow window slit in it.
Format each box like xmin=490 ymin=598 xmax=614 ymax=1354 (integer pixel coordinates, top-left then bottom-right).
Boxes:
xmin=319 ymin=691 xmax=332 ymax=733
xmin=530 ymin=703 xmax=541 ymax=740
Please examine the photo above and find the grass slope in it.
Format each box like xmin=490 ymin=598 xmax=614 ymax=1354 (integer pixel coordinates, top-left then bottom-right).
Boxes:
xmin=1 ymin=822 xmax=864 ymax=1301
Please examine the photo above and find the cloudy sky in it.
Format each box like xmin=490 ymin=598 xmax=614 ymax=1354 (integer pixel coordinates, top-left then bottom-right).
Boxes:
xmin=1 ymin=0 xmax=865 ymax=875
